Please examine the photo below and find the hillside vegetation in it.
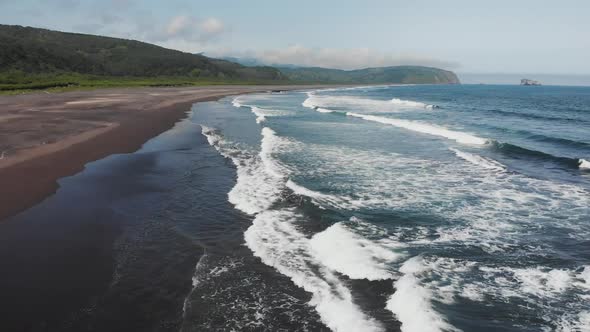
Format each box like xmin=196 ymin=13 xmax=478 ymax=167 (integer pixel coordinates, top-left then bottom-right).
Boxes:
xmin=0 ymin=24 xmax=459 ymax=92
xmin=279 ymin=66 xmax=460 ymax=84
xmin=0 ymin=24 xmax=284 ymax=91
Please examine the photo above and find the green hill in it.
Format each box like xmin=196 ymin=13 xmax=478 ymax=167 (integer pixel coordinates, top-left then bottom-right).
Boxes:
xmin=0 ymin=24 xmax=460 ymax=92
xmin=0 ymin=24 xmax=284 ymax=91
xmin=279 ymin=66 xmax=460 ymax=84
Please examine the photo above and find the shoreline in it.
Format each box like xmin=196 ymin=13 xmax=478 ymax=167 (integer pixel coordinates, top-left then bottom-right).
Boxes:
xmin=0 ymin=85 xmax=340 ymax=220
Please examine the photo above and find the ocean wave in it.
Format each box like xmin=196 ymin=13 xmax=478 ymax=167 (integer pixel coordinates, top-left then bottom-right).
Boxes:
xmin=489 ymin=140 xmax=587 ymax=170
xmin=476 ymin=107 xmax=588 ymax=124
xmin=526 ymin=133 xmax=590 ymax=149
xmin=450 ymin=148 xmax=506 ymax=172
xmin=391 ymin=98 xmax=437 ymax=109
xmin=556 ymin=311 xmax=590 ymax=332
xmin=251 ymin=107 xmax=266 ymax=124
xmin=393 ymin=257 xmax=590 ymax=331
xmin=205 ymin=124 xmax=387 ymax=331
xmin=579 ymin=158 xmax=590 ymax=169
xmin=386 ymin=256 xmax=460 ymax=332
xmin=234 ymin=96 xmax=295 ymax=124
xmin=285 ymin=179 xmax=363 ymax=210
xmin=309 ymin=219 xmax=404 ymax=281
xmin=200 ymin=125 xmax=285 ymax=214
xmin=303 ymin=92 xmax=438 ymax=113
xmin=346 ymin=112 xmax=488 ymax=145
xmin=244 ymin=209 xmax=384 ymax=332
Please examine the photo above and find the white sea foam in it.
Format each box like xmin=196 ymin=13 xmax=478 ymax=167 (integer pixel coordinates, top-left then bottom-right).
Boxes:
xmin=579 ymin=266 xmax=590 ymax=287
xmin=391 ymin=98 xmax=436 ymax=109
xmin=579 ymin=158 xmax=590 ymax=169
xmin=346 ymin=112 xmax=488 ymax=145
xmin=251 ymin=107 xmax=267 ymax=123
xmin=302 ymin=92 xmax=437 ymax=112
xmin=200 ymin=125 xmax=285 ymax=215
xmin=386 ymin=256 xmax=460 ymax=332
xmin=245 ymin=209 xmax=384 ymax=332
xmin=286 ymin=179 xmax=359 ymax=210
xmin=316 ymin=107 xmax=334 ymax=113
xmin=232 ymin=97 xmax=243 ymax=108
xmin=309 ymin=220 xmax=403 ymax=280
xmin=450 ymin=148 xmax=506 ymax=172
xmin=181 ymin=253 xmax=208 ymax=317
xmin=556 ymin=311 xmax=590 ymax=332
xmin=512 ymin=267 xmax=573 ymax=296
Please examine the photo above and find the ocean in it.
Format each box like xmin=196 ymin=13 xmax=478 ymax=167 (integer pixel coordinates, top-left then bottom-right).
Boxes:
xmin=1 ymin=84 xmax=589 ymax=332
xmin=195 ymin=84 xmax=590 ymax=331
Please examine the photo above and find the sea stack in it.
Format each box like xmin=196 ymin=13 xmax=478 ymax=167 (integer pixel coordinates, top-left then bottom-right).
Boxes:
xmin=521 ymin=78 xmax=541 ymax=86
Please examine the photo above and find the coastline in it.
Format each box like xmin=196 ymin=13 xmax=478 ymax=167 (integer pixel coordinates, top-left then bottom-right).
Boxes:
xmin=0 ymin=85 xmax=338 ymax=220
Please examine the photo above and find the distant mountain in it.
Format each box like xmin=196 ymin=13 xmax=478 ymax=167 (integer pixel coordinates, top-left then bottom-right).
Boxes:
xmin=218 ymin=56 xmax=459 ymax=84
xmin=0 ymin=25 xmax=284 ymax=81
xmin=279 ymin=66 xmax=460 ymax=84
xmin=219 ymin=56 xmax=302 ymax=69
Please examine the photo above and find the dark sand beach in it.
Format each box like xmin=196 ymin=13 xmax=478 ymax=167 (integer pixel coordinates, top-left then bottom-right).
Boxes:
xmin=0 ymin=86 xmax=327 ymax=220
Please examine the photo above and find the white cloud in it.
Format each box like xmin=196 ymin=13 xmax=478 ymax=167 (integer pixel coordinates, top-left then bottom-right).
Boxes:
xmin=166 ymin=15 xmax=192 ymax=37
xmin=210 ymin=45 xmax=459 ymax=70
xmin=199 ymin=17 xmax=224 ymax=40
xmin=156 ymin=15 xmax=225 ymax=43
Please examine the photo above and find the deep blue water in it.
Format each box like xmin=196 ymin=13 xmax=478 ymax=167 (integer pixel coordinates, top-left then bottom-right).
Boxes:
xmin=194 ymin=84 xmax=590 ymax=332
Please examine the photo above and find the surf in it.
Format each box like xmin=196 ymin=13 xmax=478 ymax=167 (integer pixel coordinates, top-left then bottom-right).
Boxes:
xmin=346 ymin=112 xmax=488 ymax=145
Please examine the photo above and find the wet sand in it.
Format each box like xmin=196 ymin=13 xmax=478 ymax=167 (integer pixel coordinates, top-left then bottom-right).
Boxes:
xmin=0 ymin=85 xmax=329 ymax=220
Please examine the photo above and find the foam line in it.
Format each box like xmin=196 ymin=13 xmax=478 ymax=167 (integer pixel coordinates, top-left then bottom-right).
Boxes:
xmin=347 ymin=112 xmax=488 ymax=145
xmin=450 ymin=148 xmax=506 ymax=172
xmin=309 ymin=221 xmax=403 ymax=280
xmin=386 ymin=257 xmax=460 ymax=332
xmin=245 ymin=209 xmax=385 ymax=332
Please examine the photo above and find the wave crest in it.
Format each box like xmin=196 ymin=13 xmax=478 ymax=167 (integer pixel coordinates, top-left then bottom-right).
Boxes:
xmin=347 ymin=112 xmax=488 ymax=145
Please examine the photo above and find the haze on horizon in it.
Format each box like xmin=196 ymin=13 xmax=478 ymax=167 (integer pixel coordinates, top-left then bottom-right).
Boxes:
xmin=1 ymin=0 xmax=589 ymax=81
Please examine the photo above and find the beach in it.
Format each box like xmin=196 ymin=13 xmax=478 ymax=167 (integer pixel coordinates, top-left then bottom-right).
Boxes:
xmin=0 ymin=85 xmax=329 ymax=220
xmin=1 ymin=85 xmax=589 ymax=331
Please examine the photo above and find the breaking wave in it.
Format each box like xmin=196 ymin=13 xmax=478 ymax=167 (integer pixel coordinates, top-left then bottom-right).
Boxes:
xmin=391 ymin=98 xmax=437 ymax=109
xmin=309 ymin=218 xmax=404 ymax=281
xmin=489 ymin=140 xmax=588 ymax=170
xmin=450 ymin=148 xmax=506 ymax=172
xmin=303 ymin=92 xmax=438 ymax=112
xmin=346 ymin=112 xmax=488 ymax=145
xmin=202 ymin=124 xmax=387 ymax=331
xmin=386 ymin=257 xmax=460 ymax=332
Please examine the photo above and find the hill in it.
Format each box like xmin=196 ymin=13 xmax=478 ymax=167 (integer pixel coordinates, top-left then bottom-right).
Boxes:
xmin=218 ymin=56 xmax=459 ymax=84
xmin=279 ymin=66 xmax=460 ymax=84
xmin=0 ymin=24 xmax=460 ymax=92
xmin=0 ymin=24 xmax=285 ymax=91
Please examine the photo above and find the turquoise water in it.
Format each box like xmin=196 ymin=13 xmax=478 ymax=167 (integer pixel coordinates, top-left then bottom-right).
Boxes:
xmin=193 ymin=84 xmax=590 ymax=332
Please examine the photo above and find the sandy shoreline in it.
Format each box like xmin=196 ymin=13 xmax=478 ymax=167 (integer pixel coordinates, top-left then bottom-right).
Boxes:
xmin=0 ymin=85 xmax=335 ymax=220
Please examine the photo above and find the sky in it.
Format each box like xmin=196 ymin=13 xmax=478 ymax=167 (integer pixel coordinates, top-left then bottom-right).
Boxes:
xmin=1 ymin=0 xmax=590 ymax=76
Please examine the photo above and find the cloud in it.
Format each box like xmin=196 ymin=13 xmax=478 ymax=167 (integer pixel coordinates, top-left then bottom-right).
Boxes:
xmin=152 ymin=15 xmax=225 ymax=43
xmin=199 ymin=17 xmax=224 ymax=41
xmin=212 ymin=45 xmax=459 ymax=70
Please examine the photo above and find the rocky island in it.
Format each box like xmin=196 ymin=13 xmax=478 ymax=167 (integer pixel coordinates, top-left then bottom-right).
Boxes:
xmin=521 ymin=78 xmax=541 ymax=86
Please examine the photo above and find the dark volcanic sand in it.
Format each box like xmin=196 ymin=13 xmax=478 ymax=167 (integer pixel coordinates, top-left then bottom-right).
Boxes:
xmin=0 ymin=85 xmax=333 ymax=220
